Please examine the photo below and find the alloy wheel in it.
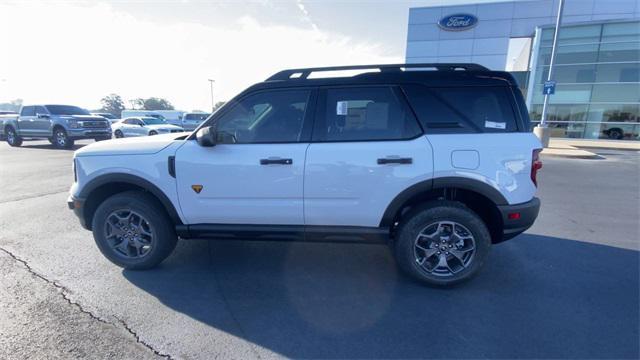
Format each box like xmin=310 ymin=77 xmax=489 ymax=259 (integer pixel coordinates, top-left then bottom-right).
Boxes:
xmin=55 ymin=130 xmax=67 ymax=147
xmin=413 ymin=221 xmax=476 ymax=277
xmin=103 ymin=209 xmax=154 ymax=259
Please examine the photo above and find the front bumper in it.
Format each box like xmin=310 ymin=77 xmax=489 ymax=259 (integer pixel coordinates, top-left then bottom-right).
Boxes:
xmin=67 ymin=128 xmax=112 ymax=139
xmin=67 ymin=195 xmax=90 ymax=230
xmin=497 ymin=197 xmax=540 ymax=241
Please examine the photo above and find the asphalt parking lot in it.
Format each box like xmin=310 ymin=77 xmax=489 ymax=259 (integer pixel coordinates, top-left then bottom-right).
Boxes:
xmin=1 ymin=139 xmax=638 ymax=359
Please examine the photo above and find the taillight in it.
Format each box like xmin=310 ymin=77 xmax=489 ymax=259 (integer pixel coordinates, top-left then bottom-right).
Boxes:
xmin=531 ymin=149 xmax=542 ymax=186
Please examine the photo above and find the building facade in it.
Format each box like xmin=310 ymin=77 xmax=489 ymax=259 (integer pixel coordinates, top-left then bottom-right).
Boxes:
xmin=406 ymin=0 xmax=640 ymax=140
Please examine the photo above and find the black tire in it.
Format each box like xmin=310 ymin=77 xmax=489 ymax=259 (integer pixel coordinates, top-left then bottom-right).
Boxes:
xmin=607 ymin=128 xmax=623 ymax=140
xmin=52 ymin=127 xmax=74 ymax=149
xmin=393 ymin=201 xmax=491 ymax=286
xmin=148 ymin=130 xmax=157 ymax=136
xmin=114 ymin=130 xmax=124 ymax=138
xmin=5 ymin=126 xmax=22 ymax=147
xmin=91 ymin=191 xmax=178 ymax=270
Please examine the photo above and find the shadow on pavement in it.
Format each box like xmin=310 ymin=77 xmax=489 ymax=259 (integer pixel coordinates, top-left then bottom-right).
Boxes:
xmin=16 ymin=143 xmax=85 ymax=151
xmin=123 ymin=234 xmax=639 ymax=359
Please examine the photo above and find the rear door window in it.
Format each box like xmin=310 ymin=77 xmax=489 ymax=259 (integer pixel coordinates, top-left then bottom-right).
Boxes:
xmin=402 ymin=85 xmax=520 ymax=133
xmin=35 ymin=106 xmax=48 ymax=115
xmin=315 ymin=86 xmax=422 ymax=142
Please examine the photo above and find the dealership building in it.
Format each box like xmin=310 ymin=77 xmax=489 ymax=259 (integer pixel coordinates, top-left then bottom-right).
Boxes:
xmin=406 ymin=0 xmax=640 ymax=140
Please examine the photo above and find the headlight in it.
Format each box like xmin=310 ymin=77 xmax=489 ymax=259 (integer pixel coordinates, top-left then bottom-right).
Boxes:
xmin=67 ymin=119 xmax=80 ymax=129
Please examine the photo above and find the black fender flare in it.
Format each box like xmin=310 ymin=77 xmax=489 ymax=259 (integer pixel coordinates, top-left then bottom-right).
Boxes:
xmin=79 ymin=173 xmax=183 ymax=225
xmin=379 ymin=177 xmax=508 ymax=227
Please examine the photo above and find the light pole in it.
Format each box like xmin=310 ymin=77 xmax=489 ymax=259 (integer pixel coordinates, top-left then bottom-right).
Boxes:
xmin=535 ymin=0 xmax=565 ymax=148
xmin=208 ymin=79 xmax=215 ymax=112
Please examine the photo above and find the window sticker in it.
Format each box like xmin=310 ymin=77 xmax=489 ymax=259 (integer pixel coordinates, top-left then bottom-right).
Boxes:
xmin=336 ymin=101 xmax=348 ymax=115
xmin=485 ymin=121 xmax=506 ymax=129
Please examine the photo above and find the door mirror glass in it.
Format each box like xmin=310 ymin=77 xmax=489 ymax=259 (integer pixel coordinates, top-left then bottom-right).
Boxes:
xmin=196 ymin=126 xmax=217 ymax=147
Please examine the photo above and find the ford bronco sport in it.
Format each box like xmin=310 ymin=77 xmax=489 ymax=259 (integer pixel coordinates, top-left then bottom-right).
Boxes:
xmin=68 ymin=63 xmax=542 ymax=285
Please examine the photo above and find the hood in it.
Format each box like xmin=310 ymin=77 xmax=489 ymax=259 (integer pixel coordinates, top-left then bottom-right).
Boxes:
xmin=60 ymin=115 xmax=109 ymax=122
xmin=146 ymin=124 xmax=183 ymax=130
xmin=75 ymin=133 xmax=185 ymax=157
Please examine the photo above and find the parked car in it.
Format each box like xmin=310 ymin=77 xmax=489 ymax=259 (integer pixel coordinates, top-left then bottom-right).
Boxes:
xmin=112 ymin=117 xmax=184 ymax=138
xmin=67 ymin=63 xmax=542 ymax=286
xmin=120 ymin=110 xmax=176 ymax=124
xmin=153 ymin=110 xmax=185 ymax=127
xmin=92 ymin=112 xmax=120 ymax=124
xmin=181 ymin=112 xmax=210 ymax=131
xmin=4 ymin=105 xmax=111 ymax=148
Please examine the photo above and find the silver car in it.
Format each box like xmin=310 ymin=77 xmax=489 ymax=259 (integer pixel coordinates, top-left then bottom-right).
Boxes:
xmin=112 ymin=117 xmax=184 ymax=138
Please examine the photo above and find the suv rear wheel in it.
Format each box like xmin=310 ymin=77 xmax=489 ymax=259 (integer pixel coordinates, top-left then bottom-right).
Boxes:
xmin=394 ymin=201 xmax=491 ymax=286
xmin=91 ymin=191 xmax=178 ymax=270
xmin=53 ymin=127 xmax=74 ymax=149
xmin=5 ymin=126 xmax=22 ymax=147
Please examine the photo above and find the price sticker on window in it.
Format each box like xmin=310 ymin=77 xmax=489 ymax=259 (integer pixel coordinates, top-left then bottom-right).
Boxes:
xmin=336 ymin=101 xmax=348 ymax=115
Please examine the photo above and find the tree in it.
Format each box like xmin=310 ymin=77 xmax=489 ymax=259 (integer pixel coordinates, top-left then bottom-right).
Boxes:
xmin=99 ymin=94 xmax=125 ymax=117
xmin=0 ymin=98 xmax=23 ymax=112
xmin=213 ymin=101 xmax=226 ymax=111
xmin=134 ymin=97 xmax=175 ymax=111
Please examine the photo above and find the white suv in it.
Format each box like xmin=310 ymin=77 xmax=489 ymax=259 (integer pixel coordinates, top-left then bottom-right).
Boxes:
xmin=68 ymin=64 xmax=542 ymax=285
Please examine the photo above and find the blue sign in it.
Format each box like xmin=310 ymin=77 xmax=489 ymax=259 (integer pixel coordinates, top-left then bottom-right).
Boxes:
xmin=543 ymin=80 xmax=557 ymax=95
xmin=438 ymin=14 xmax=478 ymax=31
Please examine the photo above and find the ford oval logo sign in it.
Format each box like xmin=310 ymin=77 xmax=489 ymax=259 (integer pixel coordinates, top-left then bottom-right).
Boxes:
xmin=438 ymin=14 xmax=478 ymax=31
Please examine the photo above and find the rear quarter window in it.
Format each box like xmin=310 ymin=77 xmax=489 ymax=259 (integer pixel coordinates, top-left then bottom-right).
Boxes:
xmin=402 ymin=85 xmax=521 ymax=133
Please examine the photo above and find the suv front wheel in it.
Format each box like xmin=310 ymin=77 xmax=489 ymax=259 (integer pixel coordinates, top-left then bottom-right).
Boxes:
xmin=92 ymin=191 xmax=178 ymax=270
xmin=394 ymin=201 xmax=491 ymax=286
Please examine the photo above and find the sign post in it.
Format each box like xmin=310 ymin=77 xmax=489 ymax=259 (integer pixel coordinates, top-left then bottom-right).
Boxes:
xmin=534 ymin=0 xmax=565 ymax=148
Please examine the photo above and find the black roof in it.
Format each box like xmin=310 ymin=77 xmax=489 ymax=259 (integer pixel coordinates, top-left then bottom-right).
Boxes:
xmin=245 ymin=63 xmax=518 ymax=94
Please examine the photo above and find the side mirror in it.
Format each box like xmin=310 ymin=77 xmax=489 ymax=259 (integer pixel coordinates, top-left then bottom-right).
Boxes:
xmin=139 ymin=123 xmax=144 ymax=127
xmin=37 ymin=113 xmax=50 ymax=119
xmin=196 ymin=126 xmax=217 ymax=147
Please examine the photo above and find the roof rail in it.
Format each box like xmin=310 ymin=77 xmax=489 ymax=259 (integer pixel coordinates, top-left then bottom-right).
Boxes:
xmin=266 ymin=63 xmax=489 ymax=81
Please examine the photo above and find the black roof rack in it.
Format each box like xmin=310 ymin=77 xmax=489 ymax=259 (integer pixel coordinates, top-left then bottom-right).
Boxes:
xmin=266 ymin=63 xmax=489 ymax=81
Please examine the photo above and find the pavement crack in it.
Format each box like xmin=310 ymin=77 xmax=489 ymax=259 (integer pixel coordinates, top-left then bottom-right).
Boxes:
xmin=114 ymin=316 xmax=174 ymax=359
xmin=0 ymin=247 xmax=173 ymax=359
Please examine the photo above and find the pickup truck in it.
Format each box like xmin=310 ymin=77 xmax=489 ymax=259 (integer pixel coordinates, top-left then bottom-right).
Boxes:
xmin=4 ymin=105 xmax=112 ymax=148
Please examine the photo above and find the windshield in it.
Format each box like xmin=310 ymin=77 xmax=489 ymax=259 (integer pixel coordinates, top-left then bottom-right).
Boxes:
xmin=46 ymin=105 xmax=90 ymax=115
xmin=148 ymin=114 xmax=166 ymax=120
xmin=95 ymin=113 xmax=116 ymax=119
xmin=185 ymin=113 xmax=210 ymax=121
xmin=141 ymin=117 xmax=166 ymax=125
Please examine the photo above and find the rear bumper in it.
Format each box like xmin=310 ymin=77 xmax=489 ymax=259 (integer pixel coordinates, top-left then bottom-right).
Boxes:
xmin=497 ymin=197 xmax=540 ymax=241
xmin=67 ymin=195 xmax=90 ymax=230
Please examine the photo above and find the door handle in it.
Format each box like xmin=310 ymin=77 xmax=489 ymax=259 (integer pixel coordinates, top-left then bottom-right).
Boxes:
xmin=377 ymin=157 xmax=412 ymax=165
xmin=260 ymin=158 xmax=293 ymax=165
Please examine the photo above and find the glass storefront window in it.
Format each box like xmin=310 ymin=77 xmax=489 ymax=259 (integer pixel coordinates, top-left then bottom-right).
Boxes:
xmin=532 ymin=84 xmax=593 ymax=104
xmin=530 ymin=104 xmax=589 ymax=138
xmin=591 ymin=84 xmax=640 ymax=103
xmin=595 ymin=63 xmax=640 ymax=83
xmin=538 ymin=44 xmax=599 ymax=65
xmin=601 ymin=22 xmax=640 ymax=43
xmin=598 ymin=41 xmax=640 ymax=62
xmin=530 ymin=21 xmax=640 ymax=141
xmin=535 ymin=64 xmax=596 ymax=84
xmin=540 ymin=24 xmax=601 ymax=46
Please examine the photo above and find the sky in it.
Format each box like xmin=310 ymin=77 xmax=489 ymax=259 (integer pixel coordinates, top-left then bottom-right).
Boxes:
xmin=0 ymin=0 xmax=511 ymax=111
